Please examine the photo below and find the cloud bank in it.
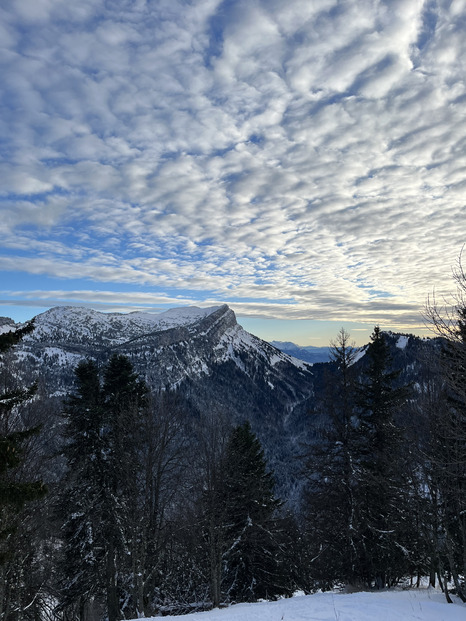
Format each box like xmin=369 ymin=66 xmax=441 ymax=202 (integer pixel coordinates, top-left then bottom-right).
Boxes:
xmin=1 ymin=0 xmax=465 ymax=331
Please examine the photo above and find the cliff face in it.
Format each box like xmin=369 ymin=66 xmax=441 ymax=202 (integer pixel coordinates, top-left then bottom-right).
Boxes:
xmin=15 ymin=304 xmax=311 ymax=396
xmin=7 ymin=305 xmax=314 ymax=500
xmin=3 ymin=306 xmax=442 ymax=504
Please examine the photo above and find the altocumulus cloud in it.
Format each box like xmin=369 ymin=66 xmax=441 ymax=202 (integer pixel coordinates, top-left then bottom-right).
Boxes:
xmin=0 ymin=0 xmax=465 ymax=329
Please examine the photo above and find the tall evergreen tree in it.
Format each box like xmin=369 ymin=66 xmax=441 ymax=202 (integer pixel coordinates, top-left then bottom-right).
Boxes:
xmin=58 ymin=355 xmax=148 ymax=621
xmin=304 ymin=327 xmax=419 ymax=590
xmin=100 ymin=355 xmax=148 ymax=621
xmin=0 ymin=322 xmax=45 ymax=519
xmin=353 ymin=326 xmax=413 ymax=588
xmin=425 ymin=260 xmax=466 ymax=602
xmin=0 ymin=321 xmax=46 ymax=621
xmin=221 ymin=422 xmax=288 ymax=602
xmin=57 ymin=359 xmax=106 ymax=621
xmin=302 ymin=328 xmax=361 ymax=587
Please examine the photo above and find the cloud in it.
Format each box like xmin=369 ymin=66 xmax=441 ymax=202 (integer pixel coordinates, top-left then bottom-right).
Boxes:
xmin=0 ymin=0 xmax=465 ymax=332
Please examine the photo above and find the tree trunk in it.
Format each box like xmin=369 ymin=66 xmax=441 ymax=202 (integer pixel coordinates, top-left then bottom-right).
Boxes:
xmin=106 ymin=542 xmax=120 ymax=621
xmin=209 ymin=528 xmax=222 ymax=608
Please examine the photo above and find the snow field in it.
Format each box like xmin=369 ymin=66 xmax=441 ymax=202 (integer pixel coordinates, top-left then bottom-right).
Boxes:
xmin=137 ymin=589 xmax=465 ymax=621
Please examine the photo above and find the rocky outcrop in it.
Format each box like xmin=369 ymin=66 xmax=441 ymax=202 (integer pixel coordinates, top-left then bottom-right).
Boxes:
xmin=6 ymin=305 xmax=314 ymax=500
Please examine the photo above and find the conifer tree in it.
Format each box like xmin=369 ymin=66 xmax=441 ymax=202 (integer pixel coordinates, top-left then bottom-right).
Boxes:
xmin=58 ymin=355 xmax=148 ymax=621
xmin=0 ymin=322 xmax=45 ymax=521
xmin=0 ymin=321 xmax=46 ymax=620
xmin=303 ymin=328 xmax=360 ymax=587
xmin=353 ymin=326 xmax=413 ymax=588
xmin=57 ymin=359 xmax=106 ymax=620
xmin=100 ymin=354 xmax=148 ymax=621
xmin=304 ymin=327 xmax=418 ymax=589
xmin=425 ymin=256 xmax=466 ymax=602
xmin=221 ymin=422 xmax=287 ymax=602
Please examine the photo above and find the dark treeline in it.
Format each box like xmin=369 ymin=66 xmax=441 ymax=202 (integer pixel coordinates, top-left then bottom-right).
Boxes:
xmin=1 ymin=265 xmax=466 ymax=620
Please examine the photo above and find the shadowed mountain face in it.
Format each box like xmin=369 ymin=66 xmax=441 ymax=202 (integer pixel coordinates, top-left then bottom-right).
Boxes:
xmin=6 ymin=307 xmax=439 ymax=504
xmin=9 ymin=304 xmax=315 ymax=501
xmin=17 ymin=304 xmax=313 ymax=399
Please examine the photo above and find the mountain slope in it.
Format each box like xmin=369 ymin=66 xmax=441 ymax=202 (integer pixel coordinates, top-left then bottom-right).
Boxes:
xmin=10 ymin=304 xmax=314 ymax=499
xmin=7 ymin=307 xmax=438 ymax=502
xmin=17 ymin=304 xmax=311 ymax=395
xmin=137 ymin=588 xmax=464 ymax=621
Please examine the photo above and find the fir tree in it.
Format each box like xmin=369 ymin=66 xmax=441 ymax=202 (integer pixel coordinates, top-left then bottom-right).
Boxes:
xmin=58 ymin=355 xmax=148 ymax=621
xmin=353 ymin=326 xmax=413 ymax=588
xmin=0 ymin=321 xmax=46 ymax=621
xmin=0 ymin=321 xmax=45 ymax=522
xmin=57 ymin=359 xmax=106 ymax=620
xmin=221 ymin=422 xmax=287 ymax=602
xmin=304 ymin=327 xmax=418 ymax=590
xmin=303 ymin=328 xmax=360 ymax=587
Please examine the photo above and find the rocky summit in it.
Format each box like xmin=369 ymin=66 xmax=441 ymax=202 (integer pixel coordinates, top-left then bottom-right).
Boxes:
xmin=5 ymin=305 xmax=439 ymax=502
xmin=8 ymin=304 xmax=315 ymax=499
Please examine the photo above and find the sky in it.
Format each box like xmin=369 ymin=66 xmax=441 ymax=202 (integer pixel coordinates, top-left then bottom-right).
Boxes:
xmin=1 ymin=0 xmax=465 ymax=346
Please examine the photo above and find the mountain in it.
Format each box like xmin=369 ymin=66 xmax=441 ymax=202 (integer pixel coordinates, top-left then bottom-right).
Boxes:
xmin=270 ymin=341 xmax=331 ymax=364
xmin=5 ymin=306 xmax=439 ymax=502
xmin=9 ymin=304 xmax=315 ymax=500
xmin=17 ymin=304 xmax=312 ymax=397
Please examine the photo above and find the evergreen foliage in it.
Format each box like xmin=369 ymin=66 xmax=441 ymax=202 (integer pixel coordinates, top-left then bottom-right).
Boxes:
xmin=0 ymin=322 xmax=45 ymax=521
xmin=302 ymin=328 xmax=360 ymax=587
xmin=352 ymin=327 xmax=414 ymax=588
xmin=425 ymin=259 xmax=466 ymax=602
xmin=221 ymin=422 xmax=289 ymax=602
xmin=0 ymin=321 xmax=47 ymax=621
xmin=58 ymin=355 xmax=148 ymax=621
xmin=5 ymin=301 xmax=466 ymax=615
xmin=304 ymin=327 xmax=417 ymax=590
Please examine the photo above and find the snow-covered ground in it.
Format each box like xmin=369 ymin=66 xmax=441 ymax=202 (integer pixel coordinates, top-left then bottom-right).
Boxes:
xmin=137 ymin=589 xmax=465 ymax=621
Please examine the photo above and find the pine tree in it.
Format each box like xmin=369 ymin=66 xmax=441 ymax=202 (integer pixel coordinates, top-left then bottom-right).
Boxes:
xmin=57 ymin=359 xmax=106 ymax=620
xmin=100 ymin=354 xmax=148 ymax=621
xmin=304 ymin=327 xmax=418 ymax=590
xmin=302 ymin=329 xmax=361 ymax=587
xmin=0 ymin=322 xmax=45 ymax=521
xmin=427 ymin=311 xmax=466 ymax=601
xmin=425 ymin=253 xmax=466 ymax=601
xmin=58 ymin=355 xmax=148 ymax=621
xmin=221 ymin=422 xmax=287 ymax=602
xmin=353 ymin=326 xmax=413 ymax=588
xmin=0 ymin=321 xmax=46 ymax=620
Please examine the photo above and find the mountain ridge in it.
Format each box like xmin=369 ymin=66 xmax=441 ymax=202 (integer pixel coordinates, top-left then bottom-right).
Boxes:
xmin=6 ymin=304 xmax=314 ymax=501
xmin=3 ymin=305 xmax=438 ymax=503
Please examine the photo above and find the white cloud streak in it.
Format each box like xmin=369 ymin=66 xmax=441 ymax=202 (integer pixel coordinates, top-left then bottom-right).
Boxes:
xmin=0 ymin=0 xmax=465 ymax=329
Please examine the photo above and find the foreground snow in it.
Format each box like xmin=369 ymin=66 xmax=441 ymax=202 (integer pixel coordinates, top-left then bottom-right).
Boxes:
xmin=137 ymin=588 xmax=465 ymax=621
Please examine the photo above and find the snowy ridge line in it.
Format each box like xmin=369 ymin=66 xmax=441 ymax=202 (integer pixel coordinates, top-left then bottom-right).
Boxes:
xmin=215 ymin=322 xmax=310 ymax=373
xmin=22 ymin=304 xmax=224 ymax=348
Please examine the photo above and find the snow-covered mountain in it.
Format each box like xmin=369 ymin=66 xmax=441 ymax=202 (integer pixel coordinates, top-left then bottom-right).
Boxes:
xmin=9 ymin=304 xmax=314 ymax=499
xmin=17 ymin=304 xmax=311 ymax=396
xmin=6 ymin=306 xmax=438 ymax=502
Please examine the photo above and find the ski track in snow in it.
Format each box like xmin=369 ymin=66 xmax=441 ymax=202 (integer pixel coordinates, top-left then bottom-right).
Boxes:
xmin=135 ymin=589 xmax=465 ymax=621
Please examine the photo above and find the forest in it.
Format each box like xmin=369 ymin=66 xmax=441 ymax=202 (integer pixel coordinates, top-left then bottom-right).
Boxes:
xmin=1 ymin=265 xmax=466 ymax=621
